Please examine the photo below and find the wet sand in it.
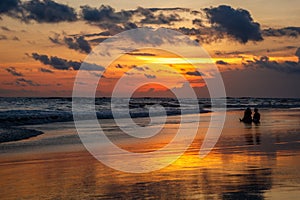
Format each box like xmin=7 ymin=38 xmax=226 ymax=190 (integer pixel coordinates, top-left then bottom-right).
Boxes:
xmin=1 ymin=110 xmax=300 ymax=199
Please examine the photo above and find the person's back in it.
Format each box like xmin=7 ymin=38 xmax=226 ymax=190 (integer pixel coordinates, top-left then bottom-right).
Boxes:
xmin=241 ymin=107 xmax=252 ymax=123
xmin=253 ymin=108 xmax=260 ymax=123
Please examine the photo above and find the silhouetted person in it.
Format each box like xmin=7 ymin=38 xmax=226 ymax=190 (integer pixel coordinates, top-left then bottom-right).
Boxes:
xmin=253 ymin=108 xmax=260 ymax=124
xmin=240 ymin=107 xmax=252 ymax=123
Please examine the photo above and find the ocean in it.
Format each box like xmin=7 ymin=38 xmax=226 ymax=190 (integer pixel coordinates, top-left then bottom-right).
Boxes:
xmin=1 ymin=97 xmax=300 ymax=126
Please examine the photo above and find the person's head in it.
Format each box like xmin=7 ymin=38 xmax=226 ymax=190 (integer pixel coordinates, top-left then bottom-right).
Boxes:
xmin=254 ymin=108 xmax=258 ymax=112
xmin=246 ymin=107 xmax=251 ymax=111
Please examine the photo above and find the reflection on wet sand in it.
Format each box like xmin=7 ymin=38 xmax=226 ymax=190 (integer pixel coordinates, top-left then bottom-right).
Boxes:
xmin=0 ymin=110 xmax=300 ymax=199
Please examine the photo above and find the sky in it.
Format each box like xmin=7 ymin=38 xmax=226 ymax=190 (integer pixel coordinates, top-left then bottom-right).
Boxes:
xmin=0 ymin=0 xmax=300 ymax=97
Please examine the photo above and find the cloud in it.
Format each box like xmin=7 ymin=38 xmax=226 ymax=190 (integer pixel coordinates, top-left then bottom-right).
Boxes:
xmin=1 ymin=26 xmax=12 ymax=31
xmin=71 ymin=61 xmax=105 ymax=71
xmin=88 ymin=37 xmax=108 ymax=44
xmin=81 ymin=5 xmax=133 ymax=23
xmin=204 ymin=5 xmax=263 ymax=43
xmin=16 ymin=78 xmax=40 ymax=86
xmin=0 ymin=34 xmax=20 ymax=41
xmin=63 ymin=36 xmax=91 ymax=54
xmin=133 ymin=66 xmax=145 ymax=71
xmin=178 ymin=27 xmax=201 ymax=35
xmin=0 ymin=35 xmax=8 ymax=40
xmin=126 ymin=52 xmax=156 ymax=56
xmin=32 ymin=53 xmax=69 ymax=70
xmin=244 ymin=54 xmax=300 ymax=74
xmin=5 ymin=67 xmax=23 ymax=76
xmin=97 ymin=21 xmax=138 ymax=35
xmin=262 ymin=27 xmax=300 ymax=37
xmin=125 ymin=72 xmax=135 ymax=76
xmin=115 ymin=64 xmax=123 ymax=69
xmin=89 ymin=71 xmax=105 ymax=78
xmin=137 ymin=7 xmax=182 ymax=25
xmin=81 ymin=31 xmax=111 ymax=37
xmin=186 ymin=71 xmax=203 ymax=76
xmin=48 ymin=33 xmax=61 ymax=44
xmin=0 ymin=0 xmax=20 ymax=14
xmin=39 ymin=67 xmax=53 ymax=73
xmin=144 ymin=74 xmax=156 ymax=79
xmin=31 ymin=53 xmax=104 ymax=71
xmin=23 ymin=0 xmax=77 ymax=23
xmin=192 ymin=18 xmax=203 ymax=27
xmin=216 ymin=60 xmax=229 ymax=65
xmin=120 ymin=27 xmax=188 ymax=47
xmin=48 ymin=34 xmax=92 ymax=54
xmin=147 ymin=7 xmax=190 ymax=12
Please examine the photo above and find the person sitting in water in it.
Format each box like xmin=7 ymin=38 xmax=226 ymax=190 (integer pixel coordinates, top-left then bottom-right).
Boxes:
xmin=252 ymin=108 xmax=260 ymax=124
xmin=240 ymin=107 xmax=252 ymax=123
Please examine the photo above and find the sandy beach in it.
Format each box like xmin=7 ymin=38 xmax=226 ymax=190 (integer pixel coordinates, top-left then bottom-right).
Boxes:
xmin=1 ymin=109 xmax=300 ymax=199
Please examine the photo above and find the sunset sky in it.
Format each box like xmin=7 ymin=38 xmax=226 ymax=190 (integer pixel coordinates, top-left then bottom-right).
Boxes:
xmin=0 ymin=0 xmax=299 ymax=97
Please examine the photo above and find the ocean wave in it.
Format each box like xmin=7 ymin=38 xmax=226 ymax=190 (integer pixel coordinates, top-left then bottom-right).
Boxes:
xmin=0 ymin=97 xmax=300 ymax=126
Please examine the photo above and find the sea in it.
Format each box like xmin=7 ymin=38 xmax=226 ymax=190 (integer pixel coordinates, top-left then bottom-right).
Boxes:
xmin=1 ymin=97 xmax=300 ymax=127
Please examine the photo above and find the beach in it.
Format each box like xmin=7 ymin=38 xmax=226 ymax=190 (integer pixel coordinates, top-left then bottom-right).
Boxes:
xmin=0 ymin=0 xmax=299 ymax=199
xmin=1 ymin=108 xmax=300 ymax=199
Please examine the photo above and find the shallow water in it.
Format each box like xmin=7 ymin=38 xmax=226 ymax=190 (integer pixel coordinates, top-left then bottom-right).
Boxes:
xmin=0 ymin=110 xmax=300 ymax=199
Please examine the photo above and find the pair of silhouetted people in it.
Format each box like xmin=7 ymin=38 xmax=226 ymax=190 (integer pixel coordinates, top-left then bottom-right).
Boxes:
xmin=240 ymin=107 xmax=260 ymax=124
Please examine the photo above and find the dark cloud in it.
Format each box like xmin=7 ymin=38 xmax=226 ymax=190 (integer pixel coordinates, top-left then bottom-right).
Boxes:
xmin=204 ymin=5 xmax=263 ymax=43
xmin=48 ymin=33 xmax=61 ymax=44
xmin=81 ymin=5 xmax=133 ymax=23
xmin=126 ymin=52 xmax=156 ymax=56
xmin=147 ymin=7 xmax=190 ymax=12
xmin=144 ymin=74 xmax=156 ymax=79
xmin=88 ymin=37 xmax=107 ymax=44
xmin=16 ymin=78 xmax=40 ymax=86
xmin=23 ymin=0 xmax=77 ymax=23
xmin=137 ymin=7 xmax=182 ymax=25
xmin=39 ymin=67 xmax=54 ymax=73
xmin=32 ymin=53 xmax=104 ymax=71
xmin=125 ymin=72 xmax=135 ymax=76
xmin=89 ymin=71 xmax=105 ymax=78
xmin=63 ymin=36 xmax=91 ymax=54
xmin=216 ymin=60 xmax=229 ymax=65
xmin=133 ymin=66 xmax=145 ymax=71
xmin=81 ymin=5 xmax=186 ymax=30
xmin=5 ymin=67 xmax=23 ymax=76
xmin=244 ymin=55 xmax=300 ymax=74
xmin=176 ymin=26 xmax=226 ymax=44
xmin=12 ymin=36 xmax=19 ymax=41
xmin=262 ymin=27 xmax=300 ymax=37
xmin=0 ymin=35 xmax=8 ymax=40
xmin=156 ymin=69 xmax=177 ymax=75
xmin=214 ymin=46 xmax=298 ymax=57
xmin=192 ymin=18 xmax=203 ymax=27
xmin=0 ymin=0 xmax=20 ymax=14
xmin=178 ymin=27 xmax=201 ymax=35
xmin=115 ymin=64 xmax=123 ymax=69
xmin=97 ymin=22 xmax=138 ymax=35
xmin=120 ymin=27 xmax=187 ymax=47
xmin=72 ymin=61 xmax=105 ymax=71
xmin=82 ymin=31 xmax=111 ymax=37
xmin=1 ymin=26 xmax=12 ymax=31
xmin=48 ymin=34 xmax=92 ymax=54
xmin=186 ymin=71 xmax=203 ymax=76
xmin=0 ymin=35 xmax=20 ymax=41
